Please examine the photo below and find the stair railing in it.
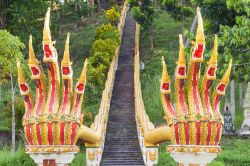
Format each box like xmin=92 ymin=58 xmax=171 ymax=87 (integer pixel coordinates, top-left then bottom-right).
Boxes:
xmin=134 ymin=24 xmax=171 ymax=165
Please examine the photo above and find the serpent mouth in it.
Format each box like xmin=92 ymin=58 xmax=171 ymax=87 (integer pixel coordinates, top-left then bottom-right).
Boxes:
xmin=76 ymin=82 xmax=85 ymax=94
xmin=206 ymin=66 xmax=217 ymax=80
xmin=62 ymin=66 xmax=72 ymax=79
xmin=29 ymin=66 xmax=41 ymax=79
xmin=216 ymin=83 xmax=226 ymax=95
xmin=161 ymin=82 xmax=171 ymax=94
xmin=192 ymin=44 xmax=204 ymax=62
xmin=176 ymin=66 xmax=187 ymax=79
xmin=19 ymin=83 xmax=29 ymax=94
xmin=43 ymin=44 xmax=56 ymax=62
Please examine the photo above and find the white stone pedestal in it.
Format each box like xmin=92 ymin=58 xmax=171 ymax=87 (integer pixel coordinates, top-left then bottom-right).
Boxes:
xmin=239 ymin=82 xmax=250 ymax=135
xmin=29 ymin=153 xmax=77 ymax=166
xmin=169 ymin=152 xmax=218 ymax=166
xmin=167 ymin=145 xmax=221 ymax=166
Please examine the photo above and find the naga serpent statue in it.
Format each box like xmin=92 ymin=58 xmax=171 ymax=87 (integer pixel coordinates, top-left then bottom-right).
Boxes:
xmin=161 ymin=8 xmax=232 ymax=163
xmin=17 ymin=8 xmax=103 ymax=155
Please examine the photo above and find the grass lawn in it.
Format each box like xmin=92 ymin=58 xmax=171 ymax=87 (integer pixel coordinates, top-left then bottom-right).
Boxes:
xmin=139 ymin=10 xmax=248 ymax=166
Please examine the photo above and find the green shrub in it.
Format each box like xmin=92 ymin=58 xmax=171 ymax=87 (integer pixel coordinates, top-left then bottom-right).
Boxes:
xmin=89 ymin=52 xmax=112 ymax=69
xmin=105 ymin=6 xmax=120 ymax=25
xmin=88 ymin=64 xmax=106 ymax=88
xmin=92 ymin=39 xmax=117 ymax=56
xmin=0 ymin=146 xmax=35 ymax=166
xmin=95 ymin=23 xmax=120 ymax=44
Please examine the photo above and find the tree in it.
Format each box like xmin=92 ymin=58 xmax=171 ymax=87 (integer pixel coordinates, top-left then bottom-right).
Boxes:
xmin=0 ymin=30 xmax=25 ymax=153
xmin=191 ymin=0 xmax=238 ymax=34
xmin=162 ymin=0 xmax=194 ymax=36
xmin=5 ymin=0 xmax=49 ymax=51
xmin=130 ymin=0 xmax=156 ymax=49
xmin=219 ymin=0 xmax=250 ymax=119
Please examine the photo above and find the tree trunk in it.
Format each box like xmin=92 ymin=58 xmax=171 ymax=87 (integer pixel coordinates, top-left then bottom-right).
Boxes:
xmin=230 ymin=80 xmax=235 ymax=126
xmin=239 ymin=82 xmax=243 ymax=107
xmin=75 ymin=1 xmax=78 ymax=12
xmin=10 ymin=73 xmax=15 ymax=153
xmin=96 ymin=0 xmax=101 ymax=11
xmin=185 ymin=15 xmax=197 ymax=48
xmin=150 ymin=27 xmax=154 ymax=50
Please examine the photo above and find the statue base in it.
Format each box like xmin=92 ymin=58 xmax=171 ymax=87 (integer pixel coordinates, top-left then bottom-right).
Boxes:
xmin=166 ymin=145 xmax=221 ymax=166
xmin=26 ymin=145 xmax=79 ymax=166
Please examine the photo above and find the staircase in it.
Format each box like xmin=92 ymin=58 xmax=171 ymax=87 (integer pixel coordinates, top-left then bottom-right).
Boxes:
xmin=100 ymin=12 xmax=144 ymax=166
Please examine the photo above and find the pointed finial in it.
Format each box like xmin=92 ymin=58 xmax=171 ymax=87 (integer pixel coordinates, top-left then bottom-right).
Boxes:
xmin=61 ymin=33 xmax=71 ymax=66
xmin=177 ymin=34 xmax=186 ymax=65
xmin=28 ymin=35 xmax=38 ymax=65
xmin=220 ymin=59 xmax=232 ymax=85
xmin=162 ymin=57 xmax=170 ymax=82
xmin=78 ymin=59 xmax=88 ymax=83
xmin=196 ymin=7 xmax=205 ymax=44
xmin=43 ymin=7 xmax=51 ymax=43
xmin=17 ymin=60 xmax=25 ymax=84
xmin=208 ymin=35 xmax=218 ymax=65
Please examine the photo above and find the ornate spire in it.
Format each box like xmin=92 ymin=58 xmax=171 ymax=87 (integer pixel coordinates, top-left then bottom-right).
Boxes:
xmin=196 ymin=7 xmax=205 ymax=44
xmin=43 ymin=7 xmax=51 ymax=43
xmin=61 ymin=33 xmax=71 ymax=66
xmin=162 ymin=57 xmax=170 ymax=82
xmin=177 ymin=34 xmax=186 ymax=65
xmin=208 ymin=35 xmax=218 ymax=65
xmin=78 ymin=59 xmax=88 ymax=83
xmin=17 ymin=60 xmax=25 ymax=84
xmin=221 ymin=59 xmax=232 ymax=85
xmin=28 ymin=35 xmax=38 ymax=65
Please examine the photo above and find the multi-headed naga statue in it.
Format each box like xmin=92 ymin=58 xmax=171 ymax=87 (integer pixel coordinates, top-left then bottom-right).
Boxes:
xmin=17 ymin=8 xmax=103 ymax=155
xmin=160 ymin=7 xmax=232 ymax=164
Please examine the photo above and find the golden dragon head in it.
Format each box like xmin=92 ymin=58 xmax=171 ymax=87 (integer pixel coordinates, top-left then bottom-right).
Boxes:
xmin=162 ymin=8 xmax=232 ymax=153
xmin=17 ymin=8 xmax=87 ymax=153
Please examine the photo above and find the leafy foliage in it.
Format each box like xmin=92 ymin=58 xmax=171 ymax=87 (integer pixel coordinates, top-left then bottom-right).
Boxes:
xmin=162 ymin=0 xmax=194 ymax=20
xmin=105 ymin=6 xmax=120 ymax=25
xmin=95 ymin=23 xmax=120 ymax=43
xmin=0 ymin=30 xmax=25 ymax=84
xmin=191 ymin=0 xmax=238 ymax=34
xmin=5 ymin=0 xmax=50 ymax=50
xmin=219 ymin=0 xmax=250 ymax=81
xmin=130 ymin=0 xmax=156 ymax=29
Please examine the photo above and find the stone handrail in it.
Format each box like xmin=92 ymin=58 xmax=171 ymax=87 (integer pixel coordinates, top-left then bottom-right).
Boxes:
xmin=134 ymin=23 xmax=171 ymax=165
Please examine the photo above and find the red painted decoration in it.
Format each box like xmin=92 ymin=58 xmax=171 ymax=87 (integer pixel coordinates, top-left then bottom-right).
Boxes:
xmin=193 ymin=44 xmax=204 ymax=59
xmin=77 ymin=83 xmax=85 ymax=92
xmin=44 ymin=45 xmax=52 ymax=58
xmin=162 ymin=82 xmax=170 ymax=90
xmin=207 ymin=67 xmax=216 ymax=77
xmin=62 ymin=67 xmax=70 ymax=75
xmin=31 ymin=67 xmax=40 ymax=75
xmin=178 ymin=67 xmax=185 ymax=76
xmin=20 ymin=84 xmax=28 ymax=92
xmin=217 ymin=84 xmax=226 ymax=92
